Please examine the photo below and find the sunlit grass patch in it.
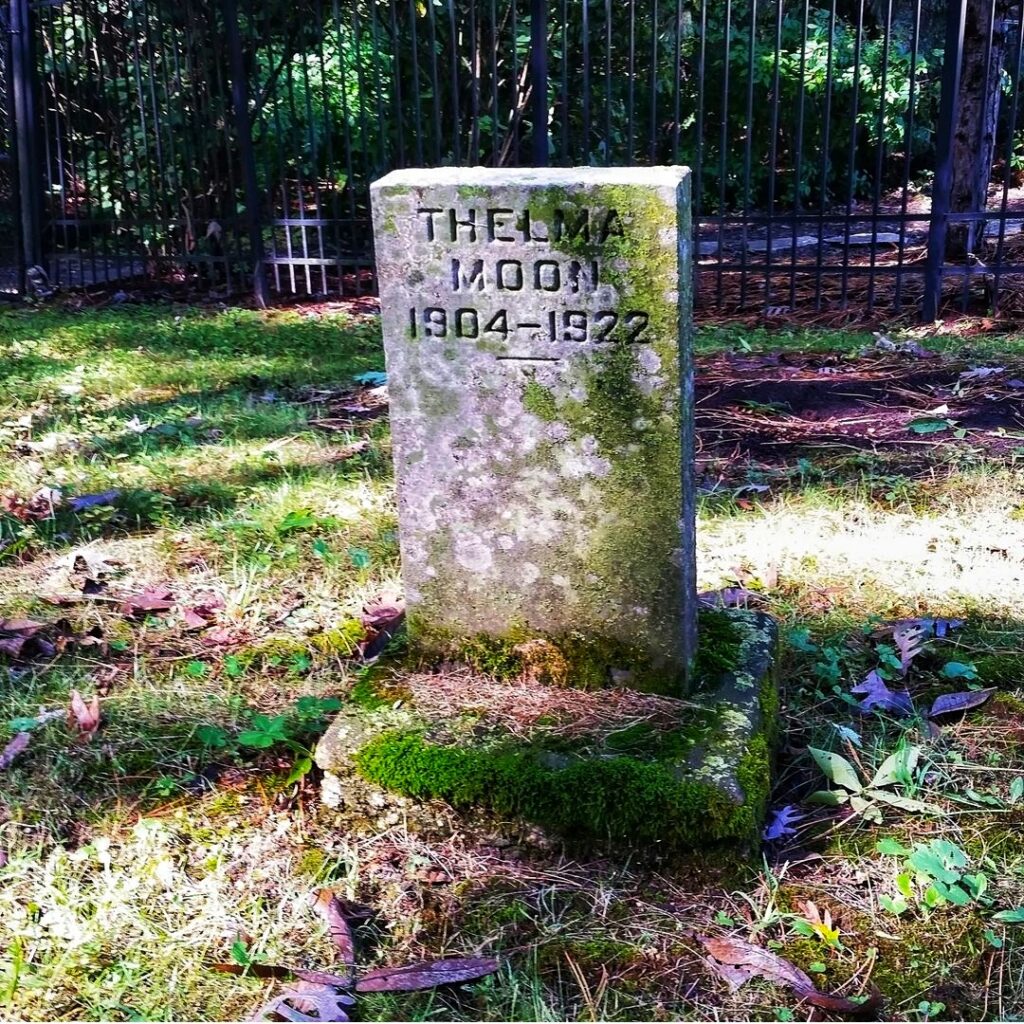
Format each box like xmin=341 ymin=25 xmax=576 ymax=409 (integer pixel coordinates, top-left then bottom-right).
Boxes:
xmin=3 ymin=307 xmax=1024 ymax=1020
xmin=0 ymin=812 xmax=349 ymax=1021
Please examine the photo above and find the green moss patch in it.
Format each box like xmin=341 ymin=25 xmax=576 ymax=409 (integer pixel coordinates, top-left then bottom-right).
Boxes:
xmin=320 ymin=610 xmax=779 ymax=857
xmin=354 ymin=728 xmax=760 ymax=852
xmin=405 ymin=605 xmax=744 ymax=697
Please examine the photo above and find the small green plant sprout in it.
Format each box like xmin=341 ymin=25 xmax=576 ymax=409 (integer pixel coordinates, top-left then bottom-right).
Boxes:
xmin=237 ymin=713 xmax=293 ymax=750
xmin=791 ymin=901 xmax=842 ymax=949
xmin=908 ymin=416 xmax=957 ymax=435
xmin=289 ymin=652 xmax=313 ymax=676
xmin=806 ymin=744 xmax=938 ymax=822
xmin=276 ymin=509 xmax=319 ymax=535
xmin=738 ymin=399 xmax=791 ymax=416
xmin=222 ymin=654 xmax=246 ymax=678
xmin=940 ymin=661 xmax=978 ymax=681
xmin=347 ymin=546 xmax=371 ymax=569
xmin=787 ymin=627 xmax=817 ymax=653
xmin=230 ymin=939 xmax=254 ymax=967
xmin=874 ymin=643 xmax=904 ymax=679
xmin=234 ymin=696 xmax=343 ymax=784
xmin=813 ymin=645 xmax=846 ymax=688
xmin=714 ymin=910 xmax=736 ymax=927
xmin=991 ymin=907 xmax=1024 ymax=925
xmin=151 ymin=776 xmax=180 ymax=797
xmin=911 ymin=1000 xmax=947 ymax=1021
xmin=876 ymin=838 xmax=989 ymax=918
xmin=195 ymin=724 xmax=231 ymax=750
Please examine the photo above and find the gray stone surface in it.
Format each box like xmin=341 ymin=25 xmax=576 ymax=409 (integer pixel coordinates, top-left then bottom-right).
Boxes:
xmin=315 ymin=609 xmax=778 ymax=857
xmin=745 ymin=235 xmax=819 ymax=253
xmin=824 ymin=231 xmax=901 ymax=245
xmin=371 ymin=166 xmax=695 ymax=688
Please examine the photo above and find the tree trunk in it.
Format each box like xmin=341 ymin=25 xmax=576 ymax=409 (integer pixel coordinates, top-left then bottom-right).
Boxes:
xmin=946 ymin=0 xmax=1010 ymax=259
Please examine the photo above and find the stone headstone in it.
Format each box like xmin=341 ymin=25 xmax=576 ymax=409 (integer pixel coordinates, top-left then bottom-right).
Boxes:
xmin=371 ymin=166 xmax=696 ymax=692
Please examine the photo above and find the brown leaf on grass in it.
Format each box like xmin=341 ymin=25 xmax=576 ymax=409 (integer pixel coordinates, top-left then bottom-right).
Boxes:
xmin=354 ymin=958 xmax=500 ymax=993
xmin=0 ymin=487 xmax=62 ymax=522
xmin=254 ymin=981 xmax=355 ymax=1022
xmin=929 ymin=687 xmax=996 ymax=719
xmin=0 ymin=618 xmax=45 ymax=655
xmin=700 ymin=936 xmax=882 ymax=1016
xmin=411 ymin=866 xmax=451 ymax=884
xmin=358 ymin=598 xmax=405 ymax=659
xmin=120 ymin=586 xmax=175 ymax=618
xmin=0 ymin=731 xmax=31 ymax=771
xmin=704 ymin=957 xmax=757 ymax=992
xmin=893 ymin=620 xmax=928 ymax=674
xmin=0 ymin=618 xmax=54 ymax=659
xmin=313 ymin=889 xmax=357 ymax=967
xmin=182 ymin=594 xmax=224 ymax=628
xmin=182 ymin=605 xmax=218 ymax=630
xmin=0 ymin=618 xmax=45 ymax=636
xmin=359 ymin=599 xmax=405 ymax=631
xmin=206 ymin=625 xmax=248 ymax=645
xmin=68 ymin=690 xmax=101 ymax=741
xmin=0 ymin=635 xmax=30 ymax=658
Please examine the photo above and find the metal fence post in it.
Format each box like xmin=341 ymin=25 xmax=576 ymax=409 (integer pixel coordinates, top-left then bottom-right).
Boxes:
xmin=9 ymin=0 xmax=42 ymax=286
xmin=923 ymin=0 xmax=968 ymax=322
xmin=222 ymin=0 xmax=269 ymax=307
xmin=530 ymin=0 xmax=548 ymax=166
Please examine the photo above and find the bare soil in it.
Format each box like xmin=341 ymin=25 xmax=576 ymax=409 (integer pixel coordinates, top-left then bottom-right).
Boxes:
xmin=695 ymin=350 xmax=1024 ymax=469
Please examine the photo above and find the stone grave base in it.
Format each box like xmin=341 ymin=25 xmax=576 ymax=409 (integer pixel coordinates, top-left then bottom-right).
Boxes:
xmin=315 ymin=610 xmax=778 ymax=859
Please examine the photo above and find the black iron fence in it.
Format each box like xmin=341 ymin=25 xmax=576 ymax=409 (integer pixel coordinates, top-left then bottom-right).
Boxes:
xmin=4 ymin=0 xmax=1024 ymax=317
xmin=1 ymin=2 xmax=20 ymax=296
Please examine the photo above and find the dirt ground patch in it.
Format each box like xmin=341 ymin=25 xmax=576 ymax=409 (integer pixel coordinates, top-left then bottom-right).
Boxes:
xmin=696 ymin=349 xmax=1024 ymax=471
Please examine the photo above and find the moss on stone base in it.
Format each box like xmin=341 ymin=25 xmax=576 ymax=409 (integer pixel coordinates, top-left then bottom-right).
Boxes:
xmin=354 ymin=728 xmax=762 ymax=852
xmin=693 ymin=608 xmax=743 ymax=687
xmin=405 ymin=605 xmax=744 ymax=696
xmin=319 ymin=609 xmax=779 ymax=858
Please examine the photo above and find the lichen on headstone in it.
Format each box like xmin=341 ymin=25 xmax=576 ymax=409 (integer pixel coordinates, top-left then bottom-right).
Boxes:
xmin=371 ymin=166 xmax=696 ymax=693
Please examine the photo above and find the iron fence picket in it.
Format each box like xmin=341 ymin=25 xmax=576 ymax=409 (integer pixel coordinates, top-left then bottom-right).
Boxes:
xmin=3 ymin=0 xmax=1024 ymax=316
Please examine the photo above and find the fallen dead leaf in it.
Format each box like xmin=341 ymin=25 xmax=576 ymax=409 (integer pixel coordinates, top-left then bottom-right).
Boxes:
xmin=893 ymin=620 xmax=928 ymax=674
xmin=354 ymin=958 xmax=500 ymax=993
xmin=700 ymin=935 xmax=882 ymax=1016
xmin=851 ymin=670 xmax=913 ymax=717
xmin=254 ymin=981 xmax=355 ymax=1022
xmin=359 ymin=598 xmax=406 ymax=659
xmin=68 ymin=690 xmax=101 ymax=742
xmin=0 ymin=731 xmax=31 ymax=771
xmin=929 ymin=687 xmax=996 ymax=719
xmin=313 ymin=889 xmax=357 ymax=969
xmin=120 ymin=586 xmax=175 ymax=618
xmin=182 ymin=598 xmax=222 ymax=630
xmin=0 ymin=618 xmax=60 ymax=660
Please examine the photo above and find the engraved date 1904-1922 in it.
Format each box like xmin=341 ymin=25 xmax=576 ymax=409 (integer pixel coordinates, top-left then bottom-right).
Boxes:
xmin=408 ymin=306 xmax=651 ymax=344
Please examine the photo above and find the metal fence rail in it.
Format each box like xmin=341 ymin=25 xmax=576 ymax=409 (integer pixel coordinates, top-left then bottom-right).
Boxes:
xmin=5 ymin=0 xmax=1024 ymax=318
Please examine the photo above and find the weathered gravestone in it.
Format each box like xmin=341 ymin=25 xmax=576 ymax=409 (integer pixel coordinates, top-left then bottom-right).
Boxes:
xmin=371 ymin=166 xmax=696 ymax=693
xmin=315 ymin=166 xmax=778 ymax=857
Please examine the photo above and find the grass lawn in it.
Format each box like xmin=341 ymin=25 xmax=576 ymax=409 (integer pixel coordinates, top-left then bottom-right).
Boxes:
xmin=1 ymin=302 xmax=1024 ymax=1021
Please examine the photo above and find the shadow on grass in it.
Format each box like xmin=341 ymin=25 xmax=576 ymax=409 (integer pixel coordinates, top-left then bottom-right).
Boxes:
xmin=0 ymin=440 xmax=393 ymax=565
xmin=4 ymin=609 xmax=1021 ymax=1020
